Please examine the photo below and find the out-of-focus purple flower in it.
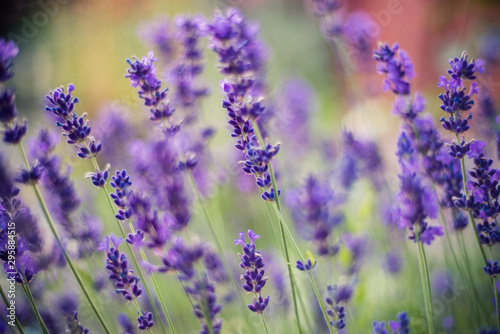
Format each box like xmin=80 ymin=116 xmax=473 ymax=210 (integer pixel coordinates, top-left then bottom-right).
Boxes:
xmin=0 ymin=39 xmax=19 ymax=82
xmin=343 ymin=11 xmax=378 ymax=68
xmin=373 ymin=43 xmax=414 ymax=95
xmin=235 ymin=230 xmax=270 ymax=313
xmin=160 ymin=237 xmax=204 ymax=280
xmin=65 ymin=311 xmax=91 ymax=334
xmin=169 ymin=14 xmax=209 ymax=114
xmin=383 ymin=250 xmax=402 ymax=274
xmin=138 ymin=16 xmax=176 ymax=62
xmin=203 ymin=248 xmax=228 ymax=283
xmin=308 ymin=0 xmax=343 ymax=16
xmin=343 ymin=233 xmax=367 ymax=274
xmin=442 ymin=315 xmax=454 ymax=331
xmin=392 ymin=92 xmax=425 ymax=121
xmin=394 ymin=130 xmax=442 ymax=245
xmin=287 ymin=175 xmax=344 ymax=256
xmin=185 ymin=273 xmax=222 ymax=334
xmin=0 ymin=41 xmax=27 ymax=145
xmin=118 ymin=313 xmax=137 ymax=334
xmin=372 ymin=311 xmax=410 ymax=334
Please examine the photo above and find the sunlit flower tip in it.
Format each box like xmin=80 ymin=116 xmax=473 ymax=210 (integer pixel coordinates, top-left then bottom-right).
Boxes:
xmin=137 ymin=309 xmax=154 ymax=331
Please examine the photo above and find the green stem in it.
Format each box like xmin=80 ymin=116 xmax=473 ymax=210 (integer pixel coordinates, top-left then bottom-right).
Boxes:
xmin=455 ymin=134 xmax=488 ymax=264
xmin=127 ymin=221 xmax=176 ymax=334
xmin=307 ymin=272 xmax=332 ymax=334
xmin=20 ymin=284 xmax=49 ymax=334
xmin=260 ymin=313 xmax=270 ymax=334
xmin=489 ymin=247 xmax=500 ymax=332
xmin=0 ymin=285 xmax=25 ymax=334
xmin=98 ymin=183 xmax=168 ymax=334
xmin=251 ymin=120 xmax=304 ymax=334
xmin=17 ymin=143 xmax=112 ymax=334
xmin=415 ymin=230 xmax=435 ymax=334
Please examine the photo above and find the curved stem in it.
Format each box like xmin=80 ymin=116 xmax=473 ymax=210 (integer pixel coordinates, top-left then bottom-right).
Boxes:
xmin=0 ymin=285 xmax=25 ymax=334
xmin=17 ymin=143 xmax=112 ymax=334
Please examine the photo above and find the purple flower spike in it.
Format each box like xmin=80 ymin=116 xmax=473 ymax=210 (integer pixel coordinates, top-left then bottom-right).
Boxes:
xmin=0 ymin=39 xmax=19 ymax=82
xmin=137 ymin=310 xmax=154 ymax=331
xmin=45 ymin=84 xmax=103 ymax=159
xmin=235 ymin=230 xmax=270 ymax=314
xmin=100 ymin=234 xmax=142 ymax=302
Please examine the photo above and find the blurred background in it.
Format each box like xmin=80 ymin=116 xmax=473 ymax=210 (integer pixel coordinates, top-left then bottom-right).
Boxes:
xmin=2 ymin=0 xmax=500 ymax=333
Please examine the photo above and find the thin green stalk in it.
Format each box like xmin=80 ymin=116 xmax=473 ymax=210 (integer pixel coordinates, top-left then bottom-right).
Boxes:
xmin=128 ymin=221 xmax=177 ymax=334
xmin=84 ymin=146 xmax=169 ymax=334
xmin=439 ymin=207 xmax=482 ymax=325
xmin=251 ymin=120 xmax=303 ymax=334
xmin=307 ymin=272 xmax=333 ymax=334
xmin=259 ymin=313 xmax=270 ymax=334
xmin=415 ymin=229 xmax=435 ymax=334
xmin=0 ymin=285 xmax=25 ymax=334
xmin=489 ymin=247 xmax=500 ymax=332
xmin=20 ymin=284 xmax=49 ymax=334
xmin=17 ymin=143 xmax=112 ymax=334
xmin=98 ymin=183 xmax=168 ymax=334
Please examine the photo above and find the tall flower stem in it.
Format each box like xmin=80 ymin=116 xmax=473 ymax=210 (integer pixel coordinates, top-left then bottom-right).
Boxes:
xmin=259 ymin=313 xmax=270 ymax=334
xmin=438 ymin=205 xmax=483 ymax=325
xmin=455 ymin=134 xmax=488 ymax=264
xmin=415 ymin=228 xmax=435 ymax=334
xmin=0 ymin=285 xmax=25 ymax=334
xmin=17 ymin=143 xmax=112 ymax=334
xmin=251 ymin=121 xmax=304 ymax=334
xmin=251 ymin=121 xmax=333 ymax=333
xmin=20 ymin=284 xmax=49 ymax=334
xmin=185 ymin=171 xmax=258 ymax=331
xmin=488 ymin=247 xmax=500 ymax=332
xmin=85 ymin=152 xmax=170 ymax=334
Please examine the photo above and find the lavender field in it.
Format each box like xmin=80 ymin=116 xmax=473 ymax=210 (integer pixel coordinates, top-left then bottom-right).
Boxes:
xmin=0 ymin=0 xmax=500 ymax=333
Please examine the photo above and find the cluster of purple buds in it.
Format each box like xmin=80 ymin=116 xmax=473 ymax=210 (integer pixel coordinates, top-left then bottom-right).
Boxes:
xmin=325 ymin=284 xmax=346 ymax=330
xmin=454 ymin=151 xmax=500 ymax=220
xmin=437 ymin=52 xmax=484 ymax=157
xmin=86 ymin=165 xmax=109 ymax=188
xmin=45 ymin=84 xmax=103 ymax=159
xmin=484 ymin=259 xmax=500 ymax=277
xmin=126 ymin=52 xmax=179 ymax=132
xmin=137 ymin=310 xmax=154 ymax=331
xmin=235 ymin=230 xmax=270 ymax=313
xmin=99 ymin=234 xmax=143 ymax=301
xmin=0 ymin=40 xmax=27 ymax=145
xmin=372 ymin=311 xmax=410 ymax=334
xmin=373 ymin=43 xmax=414 ymax=95
xmin=185 ymin=273 xmax=222 ymax=334
xmin=110 ymin=170 xmax=134 ymax=221
xmin=296 ymin=256 xmax=317 ymax=271
xmin=476 ymin=219 xmax=500 ymax=245
xmin=65 ymin=311 xmax=91 ymax=334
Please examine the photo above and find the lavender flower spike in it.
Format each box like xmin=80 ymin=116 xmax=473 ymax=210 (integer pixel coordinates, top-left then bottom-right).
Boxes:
xmin=99 ymin=234 xmax=143 ymax=301
xmin=235 ymin=230 xmax=270 ymax=313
